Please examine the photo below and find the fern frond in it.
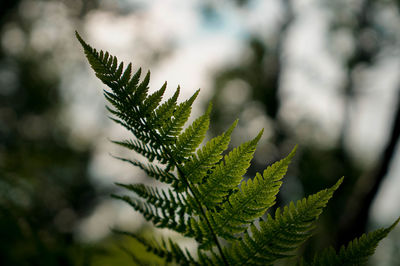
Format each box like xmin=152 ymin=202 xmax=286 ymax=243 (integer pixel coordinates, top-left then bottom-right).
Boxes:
xmin=172 ymin=103 xmax=212 ymax=162
xmin=225 ymin=177 xmax=343 ymax=265
xmin=213 ymin=146 xmax=297 ymax=236
xmin=141 ymin=81 xmax=167 ymax=118
xmin=197 ymin=250 xmax=214 ymax=265
xmin=115 ymin=183 xmax=191 ymax=216
xmin=112 ymin=194 xmax=188 ymax=233
xmin=159 ymin=90 xmax=200 ymax=146
xmin=111 ymin=156 xmax=179 ymax=186
xmin=113 ymin=230 xmax=194 ymax=265
xmin=131 ymin=70 xmax=150 ymax=106
xmin=150 ymin=86 xmax=180 ymax=127
xmin=77 ymin=33 xmax=163 ymax=159
xmin=119 ymin=62 xmax=132 ymax=87
xmin=126 ymin=67 xmax=142 ymax=94
xmin=198 ymin=129 xmax=263 ymax=207
xmin=114 ymin=183 xmax=195 ymax=235
xmin=112 ymin=140 xmax=165 ymax=163
xmin=183 ymin=120 xmax=237 ymax=184
xmin=77 ymin=32 xmax=398 ymax=266
xmin=305 ymin=217 xmax=400 ymax=266
xmin=76 ymin=33 xmax=131 ymax=91
xmin=184 ymin=216 xmax=217 ymax=249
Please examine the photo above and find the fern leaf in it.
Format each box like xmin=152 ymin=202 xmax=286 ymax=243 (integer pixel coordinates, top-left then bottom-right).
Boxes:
xmin=112 ymin=140 xmax=164 ymax=162
xmin=77 ymin=33 xmax=398 ymax=266
xmin=141 ymin=81 xmax=167 ymax=118
xmin=111 ymin=155 xmax=178 ymax=184
xmin=113 ymin=230 xmax=194 ymax=265
xmin=115 ymin=61 xmax=124 ymax=82
xmin=126 ymin=67 xmax=142 ymax=94
xmin=131 ymin=70 xmax=150 ymax=105
xmin=76 ymin=32 xmax=125 ymax=91
xmin=198 ymin=129 xmax=263 ymax=207
xmin=213 ymin=146 xmax=297 ymax=236
xmin=173 ymin=103 xmax=212 ymax=162
xmin=197 ymin=250 xmax=214 ymax=265
xmin=106 ymin=107 xmax=142 ymax=132
xmin=183 ymin=120 xmax=237 ymax=184
xmin=115 ymin=183 xmax=192 ymax=216
xmin=151 ymin=86 xmax=180 ymax=128
xmin=107 ymin=110 xmax=159 ymax=147
xmin=183 ymin=120 xmax=238 ymax=184
xmin=306 ymin=217 xmax=400 ymax=266
xmin=120 ymin=62 xmax=132 ymax=87
xmin=114 ymin=183 xmax=193 ymax=234
xmin=195 ymin=147 xmax=296 ymax=247
xmin=225 ymin=177 xmax=343 ymax=265
xmin=112 ymin=194 xmax=188 ymax=233
xmin=185 ymin=215 xmax=217 ymax=249
xmin=159 ymin=90 xmax=199 ymax=145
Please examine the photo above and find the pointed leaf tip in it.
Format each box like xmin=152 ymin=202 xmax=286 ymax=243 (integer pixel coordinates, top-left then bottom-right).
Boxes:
xmin=225 ymin=119 xmax=239 ymax=136
xmin=257 ymin=128 xmax=264 ymax=139
xmin=75 ymin=30 xmax=81 ymax=40
xmin=250 ymin=128 xmax=263 ymax=145
xmin=331 ymin=177 xmax=344 ymax=192
xmin=190 ymin=89 xmax=200 ymax=102
xmin=205 ymin=102 xmax=212 ymax=115
xmin=388 ymin=216 xmax=400 ymax=231
xmin=75 ymin=31 xmax=87 ymax=47
xmin=286 ymin=145 xmax=298 ymax=160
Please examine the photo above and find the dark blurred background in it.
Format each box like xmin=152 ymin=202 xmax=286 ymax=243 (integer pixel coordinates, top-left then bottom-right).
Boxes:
xmin=0 ymin=0 xmax=399 ymax=265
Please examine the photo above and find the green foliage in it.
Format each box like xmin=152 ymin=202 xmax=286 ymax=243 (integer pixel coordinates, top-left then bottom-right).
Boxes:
xmin=302 ymin=217 xmax=400 ymax=266
xmin=76 ymin=32 xmax=399 ymax=265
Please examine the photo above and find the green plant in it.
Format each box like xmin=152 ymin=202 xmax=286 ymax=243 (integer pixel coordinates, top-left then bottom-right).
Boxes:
xmin=76 ymin=32 xmax=399 ymax=265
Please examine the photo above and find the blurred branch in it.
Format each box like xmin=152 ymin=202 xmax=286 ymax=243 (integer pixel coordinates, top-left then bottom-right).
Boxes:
xmin=339 ymin=84 xmax=400 ymax=247
xmin=335 ymin=0 xmax=400 ymax=248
